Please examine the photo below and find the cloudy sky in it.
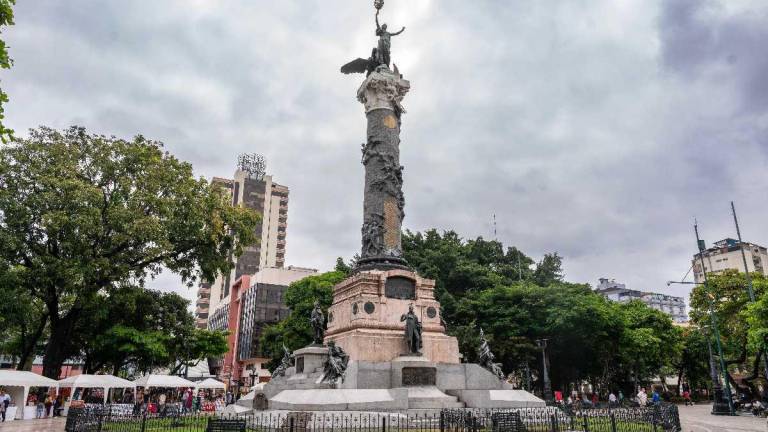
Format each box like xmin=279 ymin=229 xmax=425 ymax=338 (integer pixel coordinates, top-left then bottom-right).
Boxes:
xmin=4 ymin=0 xmax=768 ymax=306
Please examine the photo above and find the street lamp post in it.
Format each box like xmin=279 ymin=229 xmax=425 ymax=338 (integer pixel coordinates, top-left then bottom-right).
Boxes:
xmin=694 ymin=222 xmax=735 ymax=415
xmin=536 ymin=339 xmax=554 ymax=404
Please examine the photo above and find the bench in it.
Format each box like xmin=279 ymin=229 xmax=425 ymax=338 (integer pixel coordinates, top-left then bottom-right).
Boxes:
xmin=207 ymin=418 xmax=247 ymax=432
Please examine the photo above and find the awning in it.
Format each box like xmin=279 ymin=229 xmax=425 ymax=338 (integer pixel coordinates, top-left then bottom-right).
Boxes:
xmin=133 ymin=374 xmax=196 ymax=388
xmin=0 ymin=370 xmax=59 ymax=388
xmin=59 ymin=374 xmax=134 ymax=389
xmin=194 ymin=378 xmax=226 ymax=389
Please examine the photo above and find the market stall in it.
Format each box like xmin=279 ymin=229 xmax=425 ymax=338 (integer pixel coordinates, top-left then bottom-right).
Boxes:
xmin=0 ymin=370 xmax=58 ymax=420
xmin=59 ymin=374 xmax=134 ymax=407
xmin=133 ymin=375 xmax=196 ymax=414
xmin=194 ymin=378 xmax=226 ymax=390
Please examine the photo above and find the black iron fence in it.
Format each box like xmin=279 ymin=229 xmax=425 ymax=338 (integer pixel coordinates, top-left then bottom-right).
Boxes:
xmin=65 ymin=404 xmax=681 ymax=432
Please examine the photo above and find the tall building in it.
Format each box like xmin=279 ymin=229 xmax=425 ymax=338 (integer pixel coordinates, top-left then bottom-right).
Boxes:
xmin=207 ymin=266 xmax=317 ymax=388
xmin=595 ymin=278 xmax=688 ymax=323
xmin=194 ymin=154 xmax=289 ymax=329
xmin=692 ymin=238 xmax=768 ymax=284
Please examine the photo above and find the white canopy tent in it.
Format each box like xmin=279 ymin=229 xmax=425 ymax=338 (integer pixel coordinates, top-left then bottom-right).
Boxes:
xmin=133 ymin=374 xmax=196 ymax=389
xmin=58 ymin=374 xmax=134 ymax=404
xmin=194 ymin=378 xmax=226 ymax=389
xmin=0 ymin=370 xmax=58 ymax=420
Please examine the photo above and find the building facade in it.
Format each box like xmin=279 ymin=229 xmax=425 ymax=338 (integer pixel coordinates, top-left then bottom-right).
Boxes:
xmin=194 ymin=155 xmax=290 ymax=329
xmin=596 ymin=278 xmax=687 ymax=323
xmin=692 ymin=238 xmax=768 ymax=284
xmin=208 ymin=266 xmax=316 ymax=389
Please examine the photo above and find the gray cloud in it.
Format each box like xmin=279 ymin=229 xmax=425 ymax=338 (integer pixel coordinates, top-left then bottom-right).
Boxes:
xmin=4 ymin=0 xmax=768 ymax=306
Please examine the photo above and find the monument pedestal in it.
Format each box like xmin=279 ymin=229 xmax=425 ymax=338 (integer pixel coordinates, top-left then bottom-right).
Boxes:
xmin=294 ymin=346 xmax=327 ymax=375
xmin=325 ymin=269 xmax=460 ymax=364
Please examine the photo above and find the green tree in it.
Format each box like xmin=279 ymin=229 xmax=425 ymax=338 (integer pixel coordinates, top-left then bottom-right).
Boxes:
xmin=401 ymin=229 xmax=680 ymax=394
xmin=76 ymin=286 xmax=227 ymax=375
xmin=689 ymin=270 xmax=767 ymax=391
xmin=0 ymin=271 xmax=47 ymax=370
xmin=614 ymin=300 xmax=682 ymax=392
xmin=0 ymin=126 xmax=260 ymax=378
xmin=334 ymin=257 xmax=352 ymax=276
xmin=533 ymin=253 xmax=564 ymax=286
xmin=260 ymin=271 xmax=346 ymax=368
xmin=674 ymin=327 xmax=712 ymax=395
xmin=0 ymin=0 xmax=14 ymax=142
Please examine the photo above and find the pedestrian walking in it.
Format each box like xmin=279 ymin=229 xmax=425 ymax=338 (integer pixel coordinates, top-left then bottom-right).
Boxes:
xmin=683 ymin=389 xmax=692 ymax=406
xmin=609 ymin=392 xmax=617 ymax=408
xmin=0 ymin=389 xmax=6 ymax=422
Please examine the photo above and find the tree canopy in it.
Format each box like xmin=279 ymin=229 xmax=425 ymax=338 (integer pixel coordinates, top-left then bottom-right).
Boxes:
xmin=0 ymin=0 xmax=14 ymax=142
xmin=0 ymin=126 xmax=260 ymax=377
xmin=689 ymin=269 xmax=768 ymax=393
xmin=260 ymin=271 xmax=346 ymax=369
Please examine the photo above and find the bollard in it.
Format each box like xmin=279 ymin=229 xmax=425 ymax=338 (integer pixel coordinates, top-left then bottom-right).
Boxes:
xmin=290 ymin=415 xmax=295 ymax=432
xmin=382 ymin=415 xmax=387 ymax=432
xmin=550 ymin=414 xmax=558 ymax=432
xmin=582 ymin=415 xmax=589 ymax=432
xmin=609 ymin=413 xmax=616 ymax=432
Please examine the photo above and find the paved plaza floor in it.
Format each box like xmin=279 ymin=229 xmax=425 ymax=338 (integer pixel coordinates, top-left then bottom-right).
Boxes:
xmin=0 ymin=417 xmax=65 ymax=432
xmin=679 ymin=404 xmax=764 ymax=432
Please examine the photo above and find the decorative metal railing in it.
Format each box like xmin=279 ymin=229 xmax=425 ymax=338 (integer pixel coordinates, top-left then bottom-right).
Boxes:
xmin=65 ymin=403 xmax=681 ymax=432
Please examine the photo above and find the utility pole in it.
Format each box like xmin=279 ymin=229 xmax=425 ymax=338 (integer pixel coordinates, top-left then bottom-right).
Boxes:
xmin=536 ymin=338 xmax=553 ymax=404
xmin=695 ymin=221 xmax=735 ymax=415
xmin=731 ymin=202 xmax=755 ymax=301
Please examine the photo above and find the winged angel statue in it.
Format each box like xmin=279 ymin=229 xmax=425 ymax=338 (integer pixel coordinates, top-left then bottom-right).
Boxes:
xmin=341 ymin=0 xmax=405 ymax=76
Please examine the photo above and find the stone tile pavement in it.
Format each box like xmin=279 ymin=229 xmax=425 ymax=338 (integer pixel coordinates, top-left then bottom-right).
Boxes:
xmin=0 ymin=417 xmax=65 ymax=432
xmin=679 ymin=403 xmax=765 ymax=432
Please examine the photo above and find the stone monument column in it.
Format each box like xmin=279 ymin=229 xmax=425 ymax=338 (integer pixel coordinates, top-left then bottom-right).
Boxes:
xmin=356 ymin=68 xmax=411 ymax=271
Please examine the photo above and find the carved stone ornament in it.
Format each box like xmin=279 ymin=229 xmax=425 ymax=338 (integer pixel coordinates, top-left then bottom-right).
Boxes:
xmin=361 ymin=212 xmax=386 ymax=257
xmin=357 ymin=68 xmax=410 ymax=115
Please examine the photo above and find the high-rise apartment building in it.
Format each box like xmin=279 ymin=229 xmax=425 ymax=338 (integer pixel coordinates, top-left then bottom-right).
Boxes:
xmin=692 ymin=238 xmax=768 ymax=284
xmin=194 ymin=154 xmax=289 ymax=329
xmin=206 ymin=266 xmax=317 ymax=387
xmin=595 ymin=278 xmax=688 ymax=323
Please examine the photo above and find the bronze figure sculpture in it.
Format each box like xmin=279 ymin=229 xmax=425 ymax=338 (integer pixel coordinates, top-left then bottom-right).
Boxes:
xmin=340 ymin=0 xmax=404 ymax=75
xmin=272 ymin=344 xmax=295 ymax=377
xmin=400 ymin=304 xmax=422 ymax=354
xmin=310 ymin=300 xmax=325 ymax=345
xmin=478 ymin=329 xmax=505 ymax=380
xmin=321 ymin=341 xmax=350 ymax=383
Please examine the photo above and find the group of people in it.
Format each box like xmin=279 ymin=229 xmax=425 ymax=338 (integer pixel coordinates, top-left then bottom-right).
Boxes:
xmin=27 ymin=392 xmax=63 ymax=418
xmin=556 ymin=387 xmax=667 ymax=408
xmin=131 ymin=387 xmax=227 ymax=415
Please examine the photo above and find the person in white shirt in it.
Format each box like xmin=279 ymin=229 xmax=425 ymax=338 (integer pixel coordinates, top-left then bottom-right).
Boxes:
xmin=637 ymin=388 xmax=648 ymax=406
xmin=608 ymin=392 xmax=617 ymax=407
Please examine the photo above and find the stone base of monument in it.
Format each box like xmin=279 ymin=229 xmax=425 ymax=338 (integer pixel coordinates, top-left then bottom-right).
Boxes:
xmin=260 ymin=347 xmax=545 ymax=411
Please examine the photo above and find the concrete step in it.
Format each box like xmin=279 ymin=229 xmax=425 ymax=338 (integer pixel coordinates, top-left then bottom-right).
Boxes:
xmin=406 ymin=386 xmax=466 ymax=409
xmin=409 ymin=399 xmax=465 ymax=409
